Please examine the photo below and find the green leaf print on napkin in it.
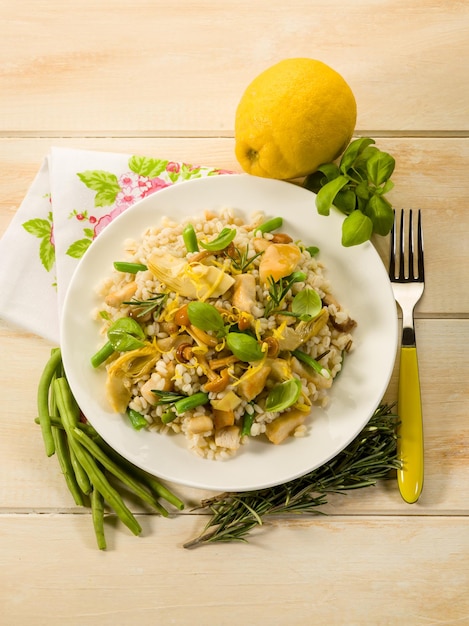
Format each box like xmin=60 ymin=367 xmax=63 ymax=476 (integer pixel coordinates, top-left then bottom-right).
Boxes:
xmin=128 ymin=156 xmax=168 ymax=178
xmin=22 ymin=212 xmax=55 ymax=272
xmin=77 ymin=170 xmax=121 ymax=207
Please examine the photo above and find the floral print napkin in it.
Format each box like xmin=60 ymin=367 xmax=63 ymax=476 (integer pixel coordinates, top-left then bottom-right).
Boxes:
xmin=0 ymin=147 xmax=230 ymax=343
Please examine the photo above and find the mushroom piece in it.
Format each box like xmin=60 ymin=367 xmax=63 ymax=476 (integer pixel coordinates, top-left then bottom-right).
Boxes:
xmin=237 ymin=363 xmax=272 ymax=402
xmin=105 ymin=281 xmax=137 ymax=307
xmin=232 ymin=273 xmax=257 ymax=314
xmin=203 ymin=368 xmax=231 ymax=393
xmin=214 ymin=425 xmax=241 ymax=450
xmin=212 ymin=408 xmax=235 ymax=429
xmin=187 ymin=415 xmax=214 ymax=434
xmin=252 ymin=237 xmax=272 ymax=253
xmin=322 ymin=293 xmax=357 ymax=333
xmin=258 ymin=243 xmax=301 ymax=284
xmin=265 ymin=409 xmax=306 ymax=445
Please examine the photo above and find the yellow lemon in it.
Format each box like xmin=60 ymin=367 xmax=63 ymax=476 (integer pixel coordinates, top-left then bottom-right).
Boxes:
xmin=234 ymin=58 xmax=357 ymax=180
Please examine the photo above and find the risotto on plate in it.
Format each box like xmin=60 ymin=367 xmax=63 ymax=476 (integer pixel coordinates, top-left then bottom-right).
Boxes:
xmin=91 ymin=208 xmax=356 ymax=460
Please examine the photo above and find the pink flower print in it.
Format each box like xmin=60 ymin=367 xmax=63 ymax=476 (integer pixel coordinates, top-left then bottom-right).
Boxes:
xmin=166 ymin=162 xmax=181 ymax=173
xmin=115 ymin=172 xmax=152 ymax=209
xmin=50 ymin=224 xmax=55 ymax=247
xmin=93 ymin=204 xmax=127 ymax=238
xmin=146 ymin=177 xmax=171 ymax=194
xmin=212 ymin=168 xmax=234 ymax=175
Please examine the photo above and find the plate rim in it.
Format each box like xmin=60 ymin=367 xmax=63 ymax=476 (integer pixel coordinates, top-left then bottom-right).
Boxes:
xmin=60 ymin=173 xmax=398 ymax=492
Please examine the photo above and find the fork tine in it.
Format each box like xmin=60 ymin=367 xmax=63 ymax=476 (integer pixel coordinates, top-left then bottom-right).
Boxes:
xmin=389 ymin=210 xmax=397 ymax=280
xmin=417 ymin=209 xmax=425 ymax=281
xmin=399 ymin=209 xmax=405 ymax=280
xmin=408 ymin=210 xmax=414 ymax=280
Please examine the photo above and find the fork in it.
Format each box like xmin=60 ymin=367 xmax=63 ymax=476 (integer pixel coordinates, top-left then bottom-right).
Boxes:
xmin=389 ymin=209 xmax=425 ymax=503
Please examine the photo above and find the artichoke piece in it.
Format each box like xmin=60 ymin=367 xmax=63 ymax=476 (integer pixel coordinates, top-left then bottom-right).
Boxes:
xmin=277 ymin=308 xmax=330 ymax=352
xmin=265 ymin=409 xmax=306 ymax=445
xmin=148 ymin=253 xmax=234 ymax=299
xmin=105 ymin=371 xmax=132 ymax=414
xmin=106 ymin=344 xmax=160 ymax=413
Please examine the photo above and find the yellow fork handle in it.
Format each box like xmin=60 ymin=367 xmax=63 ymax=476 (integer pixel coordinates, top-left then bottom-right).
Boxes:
xmin=397 ymin=346 xmax=424 ymax=503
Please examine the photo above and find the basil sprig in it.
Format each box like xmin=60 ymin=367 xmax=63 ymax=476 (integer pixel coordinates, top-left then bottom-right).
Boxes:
xmin=304 ymin=137 xmax=395 ymax=247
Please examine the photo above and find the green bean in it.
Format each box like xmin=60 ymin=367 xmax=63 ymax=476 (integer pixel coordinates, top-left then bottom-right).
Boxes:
xmin=75 ymin=439 xmax=141 ymax=536
xmin=51 ymin=427 xmax=85 ymax=506
xmin=174 ymin=392 xmax=210 ymax=415
xmin=90 ymin=341 xmax=114 ymax=368
xmin=69 ymin=445 xmax=92 ymax=495
xmin=160 ymin=410 xmax=177 ymax=424
xmin=91 ymin=317 xmax=145 ymax=367
xmin=182 ymin=223 xmax=199 ymax=253
xmin=113 ymin=261 xmax=148 ymax=273
xmin=199 ymin=227 xmax=236 ymax=251
xmin=91 ymin=487 xmax=107 ymax=550
xmin=127 ymin=408 xmax=148 ymax=431
xmin=54 ymin=377 xmax=142 ymax=536
xmin=241 ymin=411 xmax=254 ymax=437
xmin=72 ymin=426 xmax=168 ymax=517
xmin=291 ymin=349 xmax=331 ymax=379
xmin=255 ymin=217 xmax=283 ymax=233
xmin=34 ymin=416 xmax=98 ymax=438
xmin=37 ymin=348 xmax=62 ymax=456
xmin=97 ymin=439 xmax=184 ymax=510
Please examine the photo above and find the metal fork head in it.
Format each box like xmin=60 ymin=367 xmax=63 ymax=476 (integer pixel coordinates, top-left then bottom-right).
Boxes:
xmin=389 ymin=209 xmax=425 ymax=283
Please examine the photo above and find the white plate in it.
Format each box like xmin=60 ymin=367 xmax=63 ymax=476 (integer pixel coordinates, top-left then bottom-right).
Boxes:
xmin=61 ymin=174 xmax=397 ymax=492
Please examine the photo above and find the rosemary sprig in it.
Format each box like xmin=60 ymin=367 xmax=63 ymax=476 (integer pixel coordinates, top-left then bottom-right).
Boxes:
xmin=184 ymin=404 xmax=399 ymax=549
xmin=152 ymin=390 xmax=186 ymax=405
xmin=123 ymin=293 xmax=168 ymax=318
xmin=264 ymin=272 xmax=305 ymax=316
xmin=225 ymin=245 xmax=264 ymax=272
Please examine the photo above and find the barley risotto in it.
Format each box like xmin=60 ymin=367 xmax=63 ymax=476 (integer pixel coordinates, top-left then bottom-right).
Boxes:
xmin=92 ymin=208 xmax=356 ymax=460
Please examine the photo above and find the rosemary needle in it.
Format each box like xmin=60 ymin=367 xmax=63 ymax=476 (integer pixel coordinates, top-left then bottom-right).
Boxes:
xmin=184 ymin=404 xmax=399 ymax=549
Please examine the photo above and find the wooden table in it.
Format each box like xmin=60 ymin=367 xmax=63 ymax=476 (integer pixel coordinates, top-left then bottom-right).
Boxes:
xmin=2 ymin=2 xmax=468 ymax=624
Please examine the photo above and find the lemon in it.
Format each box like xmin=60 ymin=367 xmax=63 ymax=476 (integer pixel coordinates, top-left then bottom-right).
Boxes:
xmin=234 ymin=58 xmax=357 ymax=180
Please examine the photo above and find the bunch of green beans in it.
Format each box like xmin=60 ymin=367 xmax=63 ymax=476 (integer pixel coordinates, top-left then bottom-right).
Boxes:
xmin=36 ymin=348 xmax=185 ymax=550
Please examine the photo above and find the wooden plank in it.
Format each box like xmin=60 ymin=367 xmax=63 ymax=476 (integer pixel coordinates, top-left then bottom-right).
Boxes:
xmin=1 ymin=319 xmax=468 ymax=514
xmin=1 ymin=514 xmax=468 ymax=625
xmin=2 ymin=2 xmax=468 ymax=133
xmin=1 ymin=136 xmax=468 ymax=315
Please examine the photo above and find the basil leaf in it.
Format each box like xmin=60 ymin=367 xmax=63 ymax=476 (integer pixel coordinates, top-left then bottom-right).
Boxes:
xmin=379 ymin=179 xmax=395 ymax=195
xmin=108 ymin=331 xmax=144 ymax=352
xmin=341 ymin=211 xmax=373 ymax=247
xmin=317 ymin=162 xmax=341 ymax=181
xmin=333 ymin=188 xmax=356 ymax=215
xmin=303 ymin=170 xmax=325 ymax=193
xmin=365 ymin=150 xmax=396 ymax=186
xmin=292 ymin=289 xmax=322 ymax=321
xmin=187 ymin=302 xmax=226 ymax=337
xmin=339 ymin=137 xmax=375 ymax=173
xmin=365 ymin=195 xmax=394 ymax=236
xmin=226 ymin=332 xmax=264 ymax=362
xmin=315 ymin=175 xmax=349 ymax=216
xmin=107 ymin=317 xmax=146 ymax=350
xmin=108 ymin=317 xmax=145 ymax=339
xmin=355 ymin=180 xmax=371 ymax=200
xmin=305 ymin=246 xmax=319 ymax=257
xmin=199 ymin=227 xmax=236 ymax=251
xmin=265 ymin=378 xmax=302 ymax=413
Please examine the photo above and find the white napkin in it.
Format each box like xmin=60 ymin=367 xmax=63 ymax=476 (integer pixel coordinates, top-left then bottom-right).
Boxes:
xmin=0 ymin=147 xmax=230 ymax=343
